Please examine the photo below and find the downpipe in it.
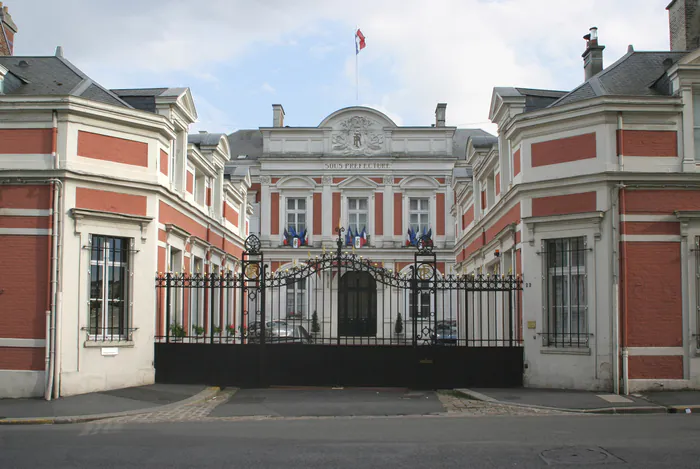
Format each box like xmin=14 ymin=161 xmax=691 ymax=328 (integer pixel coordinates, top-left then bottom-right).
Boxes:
xmin=616 ymin=112 xmax=629 ymax=395
xmin=46 ymin=110 xmax=62 ymax=400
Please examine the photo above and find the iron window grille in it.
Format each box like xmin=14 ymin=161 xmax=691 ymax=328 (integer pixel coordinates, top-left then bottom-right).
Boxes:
xmin=286 ymin=197 xmax=306 ymax=233
xmin=542 ymin=236 xmax=589 ymax=347
xmin=348 ymin=198 xmax=369 ymax=235
xmin=88 ymin=235 xmax=134 ymax=341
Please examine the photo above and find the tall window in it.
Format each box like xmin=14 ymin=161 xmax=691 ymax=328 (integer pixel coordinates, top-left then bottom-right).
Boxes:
xmin=348 ymin=198 xmax=368 ymax=234
xmin=169 ymin=247 xmax=183 ymax=325
xmin=89 ymin=236 xmax=131 ymax=340
xmin=191 ymin=257 xmax=204 ymax=332
xmin=543 ymin=237 xmax=587 ymax=347
xmin=409 ymin=281 xmax=432 ymax=319
xmin=286 ymin=278 xmax=306 ymax=319
xmin=409 ymin=198 xmax=430 ymax=233
xmin=286 ymin=198 xmax=306 ymax=233
xmin=694 ymin=93 xmax=700 ymax=161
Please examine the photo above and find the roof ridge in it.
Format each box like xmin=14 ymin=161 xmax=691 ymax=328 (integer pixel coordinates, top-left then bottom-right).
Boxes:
xmin=69 ymin=78 xmax=93 ymax=97
xmin=55 ymin=56 xmax=134 ymax=109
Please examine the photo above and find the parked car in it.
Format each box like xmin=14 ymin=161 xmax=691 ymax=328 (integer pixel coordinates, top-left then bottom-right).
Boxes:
xmin=249 ymin=321 xmax=313 ymax=344
xmin=435 ymin=320 xmax=457 ymax=345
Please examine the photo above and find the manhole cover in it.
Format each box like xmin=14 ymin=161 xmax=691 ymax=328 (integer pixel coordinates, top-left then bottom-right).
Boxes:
xmin=540 ymin=447 xmax=624 ymax=465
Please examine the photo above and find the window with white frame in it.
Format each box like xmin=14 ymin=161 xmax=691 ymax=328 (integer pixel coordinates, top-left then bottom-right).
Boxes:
xmin=168 ymin=246 xmax=184 ymax=329
xmin=286 ymin=198 xmax=306 ymax=233
xmin=211 ymin=264 xmax=221 ymax=332
xmin=543 ymin=237 xmax=588 ymax=347
xmin=348 ymin=197 xmax=369 ymax=235
xmin=190 ymin=256 xmax=204 ymax=336
xmin=88 ymin=235 xmax=131 ymax=340
xmin=286 ymin=277 xmax=306 ymax=319
xmin=694 ymin=93 xmax=700 ymax=161
xmin=409 ymin=280 xmax=432 ymax=319
xmin=409 ymin=198 xmax=430 ymax=234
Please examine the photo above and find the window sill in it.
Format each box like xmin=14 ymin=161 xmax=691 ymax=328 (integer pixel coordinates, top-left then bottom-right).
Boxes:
xmin=84 ymin=340 xmax=135 ymax=348
xmin=540 ymin=347 xmax=591 ymax=356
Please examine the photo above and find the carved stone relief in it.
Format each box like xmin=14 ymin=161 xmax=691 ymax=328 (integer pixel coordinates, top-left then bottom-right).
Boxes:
xmin=331 ymin=116 xmax=385 ymax=156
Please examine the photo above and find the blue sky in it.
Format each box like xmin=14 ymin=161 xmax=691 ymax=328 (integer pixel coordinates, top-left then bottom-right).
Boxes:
xmin=9 ymin=0 xmax=673 ymax=134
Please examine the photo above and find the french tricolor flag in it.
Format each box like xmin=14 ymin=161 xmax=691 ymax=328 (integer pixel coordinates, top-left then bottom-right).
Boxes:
xmin=355 ymin=29 xmax=366 ymax=55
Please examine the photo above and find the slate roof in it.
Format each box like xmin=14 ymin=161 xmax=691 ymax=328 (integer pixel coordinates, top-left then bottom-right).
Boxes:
xmin=110 ymin=88 xmax=174 ymax=113
xmin=551 ymin=51 xmax=687 ymax=107
xmin=452 ymin=128 xmax=494 ymax=157
xmin=227 ymin=129 xmax=264 ymax=160
xmin=514 ymin=88 xmax=568 ymax=112
xmin=0 ymin=56 xmax=130 ymax=108
xmin=469 ymin=135 xmax=498 ymax=149
xmin=225 ymin=127 xmax=494 ymax=164
xmin=189 ymin=132 xmax=226 ymax=148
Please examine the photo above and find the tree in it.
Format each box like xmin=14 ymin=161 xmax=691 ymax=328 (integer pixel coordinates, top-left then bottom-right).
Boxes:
xmin=394 ymin=313 xmax=404 ymax=335
xmin=311 ymin=310 xmax=321 ymax=334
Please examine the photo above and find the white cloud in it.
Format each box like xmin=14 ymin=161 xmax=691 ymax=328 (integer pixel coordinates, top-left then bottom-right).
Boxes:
xmin=10 ymin=0 xmax=675 ymax=131
xmin=260 ymin=82 xmax=276 ymax=94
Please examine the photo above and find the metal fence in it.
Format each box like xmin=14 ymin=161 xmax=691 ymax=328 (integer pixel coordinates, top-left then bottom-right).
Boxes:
xmin=155 ymin=235 xmax=523 ymax=348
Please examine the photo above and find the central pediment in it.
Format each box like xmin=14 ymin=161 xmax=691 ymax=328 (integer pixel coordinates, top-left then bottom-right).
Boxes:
xmin=319 ymin=107 xmax=395 ymax=156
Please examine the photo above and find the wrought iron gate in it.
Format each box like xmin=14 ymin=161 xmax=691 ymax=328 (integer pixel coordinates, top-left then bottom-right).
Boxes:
xmin=155 ymin=233 xmax=524 ymax=389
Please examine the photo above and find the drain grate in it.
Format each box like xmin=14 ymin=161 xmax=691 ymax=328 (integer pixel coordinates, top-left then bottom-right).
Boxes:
xmin=540 ymin=446 xmax=624 ymax=465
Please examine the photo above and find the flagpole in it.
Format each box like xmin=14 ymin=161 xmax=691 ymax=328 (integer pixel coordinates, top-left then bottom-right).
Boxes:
xmin=355 ymin=25 xmax=359 ymax=103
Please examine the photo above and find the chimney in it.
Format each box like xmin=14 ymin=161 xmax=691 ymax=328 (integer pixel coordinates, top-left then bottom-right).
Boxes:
xmin=0 ymin=2 xmax=18 ymax=56
xmin=55 ymin=46 xmax=63 ymax=58
xmin=667 ymin=0 xmax=700 ymax=51
xmin=435 ymin=103 xmax=447 ymax=127
xmin=272 ymin=104 xmax=285 ymax=127
xmin=582 ymin=27 xmax=605 ymax=81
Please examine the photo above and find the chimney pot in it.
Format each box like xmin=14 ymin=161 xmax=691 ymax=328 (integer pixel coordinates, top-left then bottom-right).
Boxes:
xmin=582 ymin=27 xmax=605 ymax=81
xmin=55 ymin=46 xmax=64 ymax=58
xmin=272 ymin=104 xmax=285 ymax=128
xmin=435 ymin=103 xmax=447 ymax=127
xmin=628 ymin=44 xmax=634 ymax=53
xmin=589 ymin=27 xmax=598 ymax=41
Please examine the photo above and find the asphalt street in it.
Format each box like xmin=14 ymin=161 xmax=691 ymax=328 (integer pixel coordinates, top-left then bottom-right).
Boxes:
xmin=1 ymin=413 xmax=699 ymax=468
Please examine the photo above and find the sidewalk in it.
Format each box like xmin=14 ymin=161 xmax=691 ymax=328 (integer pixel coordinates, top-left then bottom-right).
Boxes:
xmin=456 ymin=388 xmax=700 ymax=414
xmin=0 ymin=384 xmax=217 ymax=424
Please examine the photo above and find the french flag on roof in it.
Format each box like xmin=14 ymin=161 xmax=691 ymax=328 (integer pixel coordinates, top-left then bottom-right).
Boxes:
xmin=355 ymin=29 xmax=366 ymax=54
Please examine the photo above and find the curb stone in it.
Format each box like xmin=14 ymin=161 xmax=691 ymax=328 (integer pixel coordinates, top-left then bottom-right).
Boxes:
xmin=0 ymin=386 xmax=220 ymax=426
xmin=454 ymin=389 xmax=669 ymax=415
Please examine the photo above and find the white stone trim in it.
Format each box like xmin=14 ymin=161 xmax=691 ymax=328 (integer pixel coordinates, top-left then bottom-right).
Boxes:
xmin=620 ymin=234 xmax=681 ymax=242
xmin=0 ymin=208 xmax=51 ymax=216
xmin=0 ymin=338 xmax=46 ymax=348
xmin=627 ymin=347 xmax=684 ymax=356
xmin=0 ymin=228 xmax=50 ymax=235
xmin=621 ymin=214 xmax=678 ymax=222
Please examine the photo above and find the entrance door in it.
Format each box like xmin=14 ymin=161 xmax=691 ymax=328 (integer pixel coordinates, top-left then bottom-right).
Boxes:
xmin=338 ymin=272 xmax=377 ymax=337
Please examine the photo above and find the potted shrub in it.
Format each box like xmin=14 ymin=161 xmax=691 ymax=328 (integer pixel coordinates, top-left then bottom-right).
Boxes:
xmin=394 ymin=313 xmax=404 ymax=344
xmin=226 ymin=324 xmax=237 ymax=343
xmin=192 ymin=325 xmax=205 ymax=341
xmin=311 ymin=310 xmax=321 ymax=342
xmin=170 ymin=323 xmax=186 ymax=342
